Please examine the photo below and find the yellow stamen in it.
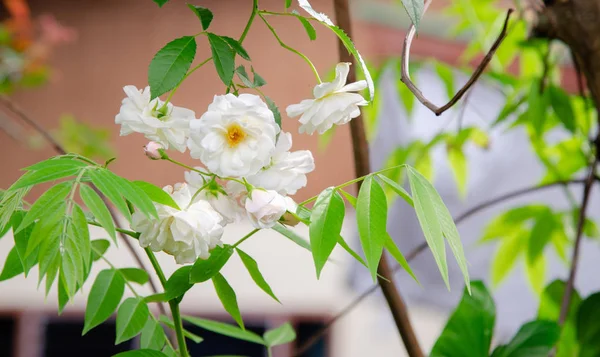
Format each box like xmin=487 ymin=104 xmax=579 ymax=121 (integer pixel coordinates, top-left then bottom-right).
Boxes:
xmin=225 ymin=124 xmax=246 ymax=147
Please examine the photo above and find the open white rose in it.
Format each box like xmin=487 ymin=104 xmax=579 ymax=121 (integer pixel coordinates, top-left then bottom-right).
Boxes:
xmin=286 ymin=62 xmax=368 ymax=135
xmin=246 ymin=132 xmax=315 ymax=195
xmin=115 ymin=85 xmax=195 ymax=152
xmin=131 ymin=183 xmax=224 ymax=264
xmin=187 ymin=94 xmax=280 ymax=177
xmin=185 ymin=169 xmax=244 ymax=224
xmin=245 ymin=189 xmax=287 ymax=229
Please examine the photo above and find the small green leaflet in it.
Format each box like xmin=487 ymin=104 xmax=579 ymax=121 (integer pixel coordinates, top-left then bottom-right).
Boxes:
xmin=264 ymin=96 xmax=282 ymax=129
xmin=576 ymin=292 xmax=600 ymax=356
xmin=538 ymin=280 xmax=580 ymax=357
xmin=187 ymin=4 xmax=213 ymax=30
xmin=190 ymin=244 xmax=234 ymax=283
xmin=491 ymin=230 xmax=525 ymax=287
xmin=356 ymin=176 xmax=387 ymax=282
xmin=400 ymin=0 xmax=424 ymax=32
xmin=221 ymin=36 xmax=251 ymax=61
xmin=207 ymin=33 xmax=236 ymax=86
xmin=17 ymin=182 xmax=71 ymax=233
xmin=264 ymin=322 xmax=296 ymax=347
xmin=548 ymin=86 xmax=576 ymax=133
xmin=407 ymin=166 xmax=470 ymax=291
xmin=285 ymin=0 xmax=292 ymax=8
xmin=10 ymin=165 xmax=82 ymax=190
xmin=116 ymin=297 xmax=150 ymax=344
xmin=434 ymin=62 xmax=455 ymax=101
xmin=165 ymin=265 xmax=193 ymax=300
xmin=309 ymin=187 xmax=344 ymax=278
xmin=148 ymin=36 xmax=197 ymax=99
xmin=236 ymin=248 xmax=280 ymax=303
xmin=183 ymin=316 xmax=265 ymax=345
xmin=140 ymin=317 xmax=168 ymax=351
xmin=377 ymin=174 xmax=414 ymax=207
xmin=114 ymin=350 xmax=168 ymax=357
xmin=83 ymin=269 xmax=125 ymax=334
xmin=272 ymin=223 xmax=312 ymax=252
xmin=133 ymin=181 xmax=180 ymax=210
xmin=119 ymin=268 xmax=149 ymax=285
xmin=91 ymin=239 xmax=110 ymax=262
xmin=447 ymin=147 xmax=468 ymax=198
xmin=212 ymin=273 xmax=244 ymax=329
xmin=0 ymin=247 xmax=24 ymax=281
xmin=490 ymin=320 xmax=560 ymax=357
xmin=80 ymin=185 xmax=116 ymax=243
xmin=384 ymin=234 xmax=418 ymax=282
xmin=88 ymin=169 xmax=131 ymax=222
xmin=159 ymin=316 xmax=204 ymax=343
xmin=297 ymin=16 xmax=316 ymax=40
xmin=151 ymin=0 xmax=169 ymax=7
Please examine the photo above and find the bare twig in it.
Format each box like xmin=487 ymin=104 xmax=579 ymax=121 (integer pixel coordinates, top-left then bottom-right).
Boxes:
xmin=0 ymin=95 xmax=166 ymax=316
xmin=295 ymin=177 xmax=595 ymax=354
xmin=400 ymin=2 xmax=514 ymax=116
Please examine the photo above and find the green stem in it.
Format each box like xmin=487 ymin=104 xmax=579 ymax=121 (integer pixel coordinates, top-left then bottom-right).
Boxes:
xmin=144 ymin=249 xmax=189 ymax=357
xmin=87 ymin=220 xmax=140 ymax=239
xmin=258 ymin=13 xmax=322 ymax=83
xmin=299 ymin=164 xmax=407 ymax=206
xmin=239 ymin=0 xmax=259 ymax=44
xmin=165 ymin=157 xmax=212 ymax=177
xmin=232 ymin=229 xmax=260 ymax=248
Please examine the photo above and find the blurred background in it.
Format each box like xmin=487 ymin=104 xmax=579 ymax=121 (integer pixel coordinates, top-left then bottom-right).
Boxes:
xmin=1 ymin=0 xmax=599 ymax=356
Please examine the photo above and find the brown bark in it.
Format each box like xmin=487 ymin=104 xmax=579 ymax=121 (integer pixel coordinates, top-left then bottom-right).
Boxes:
xmin=332 ymin=1 xmax=425 ymax=357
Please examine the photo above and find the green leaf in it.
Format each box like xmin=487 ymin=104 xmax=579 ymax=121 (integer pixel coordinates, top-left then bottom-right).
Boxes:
xmin=144 ymin=293 xmax=168 ymax=303
xmin=285 ymin=0 xmax=292 ymax=8
xmin=491 ymin=320 xmax=560 ymax=357
xmin=548 ymin=86 xmax=576 ymax=133
xmin=24 ymin=156 xmax=89 ymax=171
xmin=164 ymin=266 xmax=193 ymax=300
xmin=190 ymin=244 xmax=234 ymax=283
xmin=383 ymin=233 xmax=418 ymax=282
xmin=528 ymin=81 xmax=548 ymax=135
xmin=91 ymin=239 xmax=110 ymax=262
xmin=526 ymin=251 xmax=546 ymax=295
xmin=183 ymin=316 xmax=265 ymax=344
xmin=140 ymin=317 xmax=168 ymax=351
xmin=17 ymin=182 xmax=71 ymax=233
xmin=148 ymin=36 xmax=197 ymax=99
xmin=264 ymin=322 xmax=296 ymax=347
xmin=221 ymin=36 xmax=251 ymax=61
xmin=407 ymin=166 xmax=470 ymax=291
xmin=576 ymin=292 xmax=600 ymax=357
xmin=272 ymin=223 xmax=312 ymax=252
xmin=212 ymin=273 xmax=244 ymax=329
xmin=356 ymin=176 xmax=387 ymax=282
xmin=538 ymin=280 xmax=580 ymax=357
xmin=187 ymin=4 xmax=213 ymax=30
xmin=88 ymin=169 xmax=131 ymax=222
xmin=264 ymin=96 xmax=282 ymax=129
xmin=297 ymin=17 xmax=316 ymax=40
xmin=116 ymin=297 xmax=150 ymax=344
xmin=151 ymin=0 xmax=169 ymax=7
xmin=110 ymin=174 xmax=158 ymax=219
xmin=491 ymin=230 xmax=526 ymax=287
xmin=80 ymin=185 xmax=116 ymax=243
xmin=119 ymin=268 xmax=149 ymax=285
xmin=207 ymin=33 xmax=236 ymax=86
xmin=236 ymin=66 xmax=254 ymax=88
xmin=251 ymin=67 xmax=266 ymax=87
xmin=434 ymin=62 xmax=455 ymax=101
xmin=527 ymin=210 xmax=555 ymax=266
xmin=447 ymin=147 xmax=467 ymax=198
xmin=328 ymin=26 xmax=374 ymax=101
xmin=159 ymin=316 xmax=204 ymax=343
xmin=11 ymin=165 xmax=82 ymax=190
xmin=83 ymin=269 xmax=125 ymax=334
xmin=309 ymin=187 xmax=344 ymax=278
xmin=431 ymin=281 xmax=495 ymax=357
xmin=377 ymin=174 xmax=414 ymax=206
xmin=114 ymin=350 xmax=168 ymax=357
xmin=0 ymin=246 xmax=24 ymax=281
xmin=0 ymin=187 xmax=30 ymax=232
xmin=11 ymin=210 xmax=38 ymax=275
xmin=400 ymin=0 xmax=424 ymax=32
xmin=236 ymin=248 xmax=279 ymax=303
xmin=132 ymin=181 xmax=179 ymax=210
xmin=72 ymin=203 xmax=92 ymax=276
xmin=57 ymin=275 xmax=69 ymax=313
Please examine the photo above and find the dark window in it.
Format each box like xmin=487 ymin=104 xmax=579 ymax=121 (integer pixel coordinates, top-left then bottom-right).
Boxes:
xmin=0 ymin=316 xmax=14 ymax=357
xmin=296 ymin=321 xmax=327 ymax=357
xmin=44 ymin=320 xmax=133 ymax=357
xmin=186 ymin=320 xmax=266 ymax=357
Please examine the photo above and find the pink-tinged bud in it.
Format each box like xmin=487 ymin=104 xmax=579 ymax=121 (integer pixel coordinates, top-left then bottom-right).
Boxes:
xmin=144 ymin=142 xmax=163 ymax=160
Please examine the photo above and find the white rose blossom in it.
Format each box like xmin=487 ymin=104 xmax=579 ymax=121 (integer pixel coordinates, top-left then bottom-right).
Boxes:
xmin=184 ymin=169 xmax=244 ymax=224
xmin=245 ymin=189 xmax=288 ymax=229
xmin=187 ymin=94 xmax=280 ymax=178
xmin=286 ymin=62 xmax=368 ymax=135
xmin=246 ymin=132 xmax=315 ymax=195
xmin=115 ymin=85 xmax=195 ymax=152
xmin=131 ymin=183 xmax=224 ymax=264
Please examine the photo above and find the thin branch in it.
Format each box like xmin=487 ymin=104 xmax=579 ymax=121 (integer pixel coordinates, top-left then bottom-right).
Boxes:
xmin=294 ymin=177 xmax=595 ymax=354
xmin=0 ymin=95 xmax=166 ymax=316
xmin=400 ymin=3 xmax=514 ymax=116
xmin=333 ymin=1 xmax=425 ymax=357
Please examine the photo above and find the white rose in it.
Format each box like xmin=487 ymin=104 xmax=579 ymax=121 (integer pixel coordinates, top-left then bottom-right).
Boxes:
xmin=131 ymin=183 xmax=224 ymax=264
xmin=115 ymin=85 xmax=195 ymax=152
xmin=187 ymin=94 xmax=280 ymax=178
xmin=246 ymin=132 xmax=315 ymax=195
xmin=185 ymin=169 xmax=244 ymax=224
xmin=286 ymin=62 xmax=368 ymax=135
xmin=245 ymin=189 xmax=287 ymax=229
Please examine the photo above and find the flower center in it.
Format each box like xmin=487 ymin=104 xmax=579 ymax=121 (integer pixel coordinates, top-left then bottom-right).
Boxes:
xmin=225 ymin=124 xmax=247 ymax=147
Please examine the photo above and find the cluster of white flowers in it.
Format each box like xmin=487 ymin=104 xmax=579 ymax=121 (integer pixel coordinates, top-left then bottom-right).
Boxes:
xmin=116 ymin=62 xmax=367 ymax=264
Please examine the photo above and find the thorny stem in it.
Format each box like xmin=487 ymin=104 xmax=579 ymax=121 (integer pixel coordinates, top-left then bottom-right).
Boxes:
xmin=258 ymin=13 xmax=322 ymax=83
